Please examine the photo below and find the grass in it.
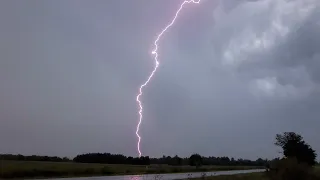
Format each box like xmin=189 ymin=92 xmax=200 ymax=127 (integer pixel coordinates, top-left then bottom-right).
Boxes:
xmin=189 ymin=166 xmax=320 ymax=180
xmin=315 ymin=166 xmax=320 ymax=175
xmin=191 ymin=170 xmax=320 ymax=180
xmin=190 ymin=172 xmax=267 ymax=180
xmin=0 ymin=160 xmax=263 ymax=179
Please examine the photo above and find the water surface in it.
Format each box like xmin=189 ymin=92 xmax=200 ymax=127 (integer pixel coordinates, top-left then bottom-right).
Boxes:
xmin=40 ymin=169 xmax=264 ymax=180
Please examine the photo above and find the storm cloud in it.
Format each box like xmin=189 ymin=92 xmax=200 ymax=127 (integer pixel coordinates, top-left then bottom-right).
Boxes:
xmin=0 ymin=0 xmax=319 ymax=160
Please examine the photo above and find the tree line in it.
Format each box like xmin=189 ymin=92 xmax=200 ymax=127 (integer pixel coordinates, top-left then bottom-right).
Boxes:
xmin=73 ymin=153 xmax=151 ymax=165
xmin=0 ymin=154 xmax=71 ymax=162
xmin=149 ymin=155 xmax=270 ymax=166
xmin=0 ymin=152 xmax=271 ymax=166
xmin=73 ymin=153 xmax=272 ymax=166
xmin=0 ymin=132 xmax=317 ymax=168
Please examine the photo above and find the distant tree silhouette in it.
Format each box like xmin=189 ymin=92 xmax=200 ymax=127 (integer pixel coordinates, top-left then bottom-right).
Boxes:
xmin=0 ymin=153 xmax=271 ymax=166
xmin=189 ymin=154 xmax=203 ymax=167
xmin=172 ymin=155 xmax=183 ymax=166
xmin=275 ymin=132 xmax=317 ymax=166
xmin=73 ymin=153 xmax=150 ymax=165
xmin=0 ymin=154 xmax=70 ymax=162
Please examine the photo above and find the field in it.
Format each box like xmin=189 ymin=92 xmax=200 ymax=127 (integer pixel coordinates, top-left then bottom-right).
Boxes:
xmin=0 ymin=160 xmax=262 ymax=179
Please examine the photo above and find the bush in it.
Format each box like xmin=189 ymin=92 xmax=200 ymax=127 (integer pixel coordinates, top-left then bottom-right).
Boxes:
xmin=266 ymin=158 xmax=319 ymax=180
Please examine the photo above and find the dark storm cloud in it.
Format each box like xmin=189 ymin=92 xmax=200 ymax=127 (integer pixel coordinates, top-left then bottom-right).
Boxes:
xmin=143 ymin=0 xmax=320 ymax=159
xmin=0 ymin=0 xmax=319 ymax=160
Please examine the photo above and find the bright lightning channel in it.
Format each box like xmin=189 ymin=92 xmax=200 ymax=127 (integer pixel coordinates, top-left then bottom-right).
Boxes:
xmin=135 ymin=0 xmax=201 ymax=157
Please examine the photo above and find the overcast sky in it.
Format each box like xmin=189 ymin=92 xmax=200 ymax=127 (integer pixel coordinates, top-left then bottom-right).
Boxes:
xmin=0 ymin=0 xmax=319 ymax=160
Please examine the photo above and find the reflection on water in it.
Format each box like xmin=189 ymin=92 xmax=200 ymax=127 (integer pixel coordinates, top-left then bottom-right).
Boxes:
xmin=37 ymin=169 xmax=264 ymax=180
xmin=129 ymin=174 xmax=164 ymax=180
xmin=129 ymin=175 xmax=143 ymax=180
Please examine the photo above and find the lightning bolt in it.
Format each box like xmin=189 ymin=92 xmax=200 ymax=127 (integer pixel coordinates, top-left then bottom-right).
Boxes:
xmin=136 ymin=0 xmax=201 ymax=157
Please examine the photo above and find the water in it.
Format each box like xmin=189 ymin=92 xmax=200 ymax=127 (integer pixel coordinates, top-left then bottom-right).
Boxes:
xmin=41 ymin=169 xmax=265 ymax=180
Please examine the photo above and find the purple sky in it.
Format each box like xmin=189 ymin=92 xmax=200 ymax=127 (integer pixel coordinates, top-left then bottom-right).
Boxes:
xmin=0 ymin=0 xmax=319 ymax=160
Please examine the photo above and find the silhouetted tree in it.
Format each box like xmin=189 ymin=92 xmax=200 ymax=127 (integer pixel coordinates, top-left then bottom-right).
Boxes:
xmin=189 ymin=154 xmax=202 ymax=167
xmin=0 ymin=154 xmax=70 ymax=162
xmin=168 ymin=155 xmax=182 ymax=166
xmin=73 ymin=153 xmax=150 ymax=165
xmin=275 ymin=132 xmax=317 ymax=166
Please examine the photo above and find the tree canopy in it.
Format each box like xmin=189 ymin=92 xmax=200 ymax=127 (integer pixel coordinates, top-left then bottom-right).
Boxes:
xmin=275 ymin=132 xmax=317 ymax=166
xmin=189 ymin=154 xmax=203 ymax=167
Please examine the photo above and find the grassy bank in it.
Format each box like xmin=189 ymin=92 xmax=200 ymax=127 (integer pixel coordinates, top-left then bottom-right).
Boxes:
xmin=191 ymin=172 xmax=266 ymax=180
xmin=0 ymin=160 xmax=262 ymax=179
xmin=191 ymin=172 xmax=320 ymax=180
xmin=190 ymin=167 xmax=320 ymax=180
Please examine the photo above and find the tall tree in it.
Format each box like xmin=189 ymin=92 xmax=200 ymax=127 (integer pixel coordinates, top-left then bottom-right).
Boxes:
xmin=275 ymin=132 xmax=317 ymax=166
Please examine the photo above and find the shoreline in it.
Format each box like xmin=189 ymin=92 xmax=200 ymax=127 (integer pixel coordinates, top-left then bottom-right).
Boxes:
xmin=30 ymin=169 xmax=265 ymax=180
xmin=0 ymin=160 xmax=264 ymax=179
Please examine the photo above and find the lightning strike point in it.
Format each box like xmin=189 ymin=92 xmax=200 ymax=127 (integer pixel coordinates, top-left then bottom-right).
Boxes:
xmin=135 ymin=0 xmax=201 ymax=157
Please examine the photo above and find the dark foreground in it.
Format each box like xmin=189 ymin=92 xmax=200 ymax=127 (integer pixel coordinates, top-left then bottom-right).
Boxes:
xmin=0 ymin=160 xmax=263 ymax=179
xmin=37 ymin=167 xmax=320 ymax=180
xmin=191 ymin=172 xmax=267 ymax=180
xmin=191 ymin=166 xmax=320 ymax=180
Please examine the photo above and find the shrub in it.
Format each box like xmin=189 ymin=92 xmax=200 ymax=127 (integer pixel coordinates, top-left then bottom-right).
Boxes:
xmin=266 ymin=158 xmax=319 ymax=180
